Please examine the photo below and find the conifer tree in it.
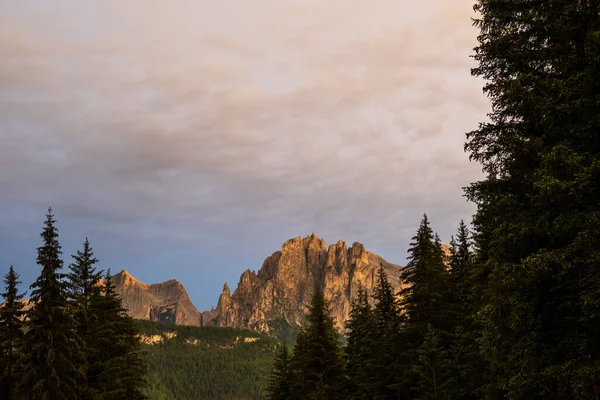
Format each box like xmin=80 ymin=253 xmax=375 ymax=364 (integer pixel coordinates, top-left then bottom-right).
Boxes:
xmin=466 ymin=1 xmax=600 ymax=397
xmin=266 ymin=343 xmax=292 ymax=400
xmin=371 ymin=267 xmax=401 ymax=399
xmin=288 ymin=292 xmax=346 ymax=400
xmin=88 ymin=270 xmax=147 ymax=399
xmin=289 ymin=327 xmax=309 ymax=400
xmin=345 ymin=285 xmax=376 ymax=399
xmin=16 ymin=208 xmax=85 ymax=400
xmin=414 ymin=324 xmax=448 ymax=400
xmin=67 ymin=238 xmax=104 ymax=399
xmin=448 ymin=220 xmax=472 ymax=309
xmin=398 ymin=214 xmax=451 ymax=398
xmin=0 ymin=265 xmax=26 ymax=399
xmin=445 ymin=221 xmax=485 ymax=400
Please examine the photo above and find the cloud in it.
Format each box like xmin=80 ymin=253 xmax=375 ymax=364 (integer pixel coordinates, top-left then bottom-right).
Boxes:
xmin=0 ymin=0 xmax=489 ymax=308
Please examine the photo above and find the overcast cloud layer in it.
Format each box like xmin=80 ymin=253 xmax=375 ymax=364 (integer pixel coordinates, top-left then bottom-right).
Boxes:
xmin=0 ymin=0 xmax=489 ymax=309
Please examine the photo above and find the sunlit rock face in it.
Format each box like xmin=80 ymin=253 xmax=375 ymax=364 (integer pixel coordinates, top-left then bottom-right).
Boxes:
xmin=110 ymin=234 xmax=403 ymax=332
xmin=112 ymin=270 xmax=202 ymax=327
xmin=201 ymin=233 xmax=403 ymax=332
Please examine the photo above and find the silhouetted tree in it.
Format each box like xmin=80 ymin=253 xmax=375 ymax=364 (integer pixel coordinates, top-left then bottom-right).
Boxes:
xmin=17 ymin=208 xmax=85 ymax=399
xmin=266 ymin=343 xmax=292 ymax=400
xmin=0 ymin=265 xmax=26 ymax=399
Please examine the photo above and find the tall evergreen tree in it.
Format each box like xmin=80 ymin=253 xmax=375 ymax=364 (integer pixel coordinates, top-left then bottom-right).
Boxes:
xmin=289 ymin=327 xmax=310 ymax=400
xmin=449 ymin=220 xmax=472 ymax=309
xmin=16 ymin=208 xmax=84 ymax=400
xmin=266 ymin=343 xmax=293 ymax=400
xmin=445 ymin=221 xmax=486 ymax=400
xmin=345 ymin=285 xmax=376 ymax=399
xmin=371 ymin=267 xmax=401 ymax=399
xmin=466 ymin=1 xmax=600 ymax=397
xmin=0 ymin=265 xmax=27 ymax=399
xmin=288 ymin=292 xmax=346 ymax=400
xmin=414 ymin=324 xmax=448 ymax=400
xmin=67 ymin=238 xmax=104 ymax=399
xmin=398 ymin=214 xmax=451 ymax=399
xmin=88 ymin=270 xmax=147 ymax=399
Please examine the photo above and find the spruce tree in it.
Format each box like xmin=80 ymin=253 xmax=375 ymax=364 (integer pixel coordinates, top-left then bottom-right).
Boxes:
xmin=414 ymin=324 xmax=448 ymax=400
xmin=398 ymin=214 xmax=451 ymax=399
xmin=371 ymin=267 xmax=401 ymax=399
xmin=266 ymin=343 xmax=292 ymax=400
xmin=88 ymin=270 xmax=147 ymax=399
xmin=17 ymin=208 xmax=84 ymax=400
xmin=345 ymin=285 xmax=376 ymax=399
xmin=466 ymin=1 xmax=600 ymax=397
xmin=445 ymin=221 xmax=484 ymax=400
xmin=288 ymin=292 xmax=346 ymax=400
xmin=0 ymin=265 xmax=26 ymax=399
xmin=289 ymin=327 xmax=309 ymax=400
xmin=67 ymin=238 xmax=104 ymax=399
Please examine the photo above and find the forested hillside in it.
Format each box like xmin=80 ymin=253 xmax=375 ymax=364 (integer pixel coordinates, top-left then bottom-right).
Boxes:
xmin=137 ymin=320 xmax=280 ymax=400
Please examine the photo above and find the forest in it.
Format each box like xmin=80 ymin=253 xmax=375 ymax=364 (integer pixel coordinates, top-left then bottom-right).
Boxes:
xmin=137 ymin=320 xmax=280 ymax=399
xmin=0 ymin=210 xmax=147 ymax=399
xmin=266 ymin=1 xmax=600 ymax=399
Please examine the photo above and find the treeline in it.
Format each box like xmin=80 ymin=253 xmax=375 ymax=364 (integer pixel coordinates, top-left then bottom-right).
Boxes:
xmin=0 ymin=209 xmax=147 ymax=399
xmin=266 ymin=216 xmax=479 ymax=399
xmin=137 ymin=320 xmax=279 ymax=399
xmin=268 ymin=0 xmax=600 ymax=398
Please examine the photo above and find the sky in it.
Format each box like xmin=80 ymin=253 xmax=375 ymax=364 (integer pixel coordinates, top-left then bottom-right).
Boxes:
xmin=0 ymin=0 xmax=489 ymax=311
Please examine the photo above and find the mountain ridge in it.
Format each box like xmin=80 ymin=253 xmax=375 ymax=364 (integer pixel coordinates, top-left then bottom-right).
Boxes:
xmin=112 ymin=233 xmax=404 ymax=331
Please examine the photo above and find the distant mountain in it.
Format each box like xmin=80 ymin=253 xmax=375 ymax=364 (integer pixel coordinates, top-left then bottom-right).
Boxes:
xmin=112 ymin=233 xmax=404 ymax=332
xmin=201 ymin=233 xmax=403 ymax=332
xmin=111 ymin=270 xmax=202 ymax=326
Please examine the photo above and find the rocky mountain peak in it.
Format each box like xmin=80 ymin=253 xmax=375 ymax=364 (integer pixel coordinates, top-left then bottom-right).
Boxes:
xmin=201 ymin=233 xmax=402 ymax=332
xmin=111 ymin=270 xmax=200 ymax=326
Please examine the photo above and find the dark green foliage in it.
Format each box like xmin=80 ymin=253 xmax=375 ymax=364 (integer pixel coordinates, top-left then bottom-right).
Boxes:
xmin=88 ymin=270 xmax=147 ymax=399
xmin=345 ymin=286 xmax=376 ymax=399
xmin=0 ymin=265 xmax=26 ymax=399
xmin=445 ymin=221 xmax=487 ymax=400
xmin=414 ymin=324 xmax=448 ymax=400
xmin=371 ymin=268 xmax=402 ymax=399
xmin=466 ymin=0 xmax=600 ymax=397
xmin=136 ymin=320 xmax=279 ymax=400
xmin=289 ymin=292 xmax=347 ymax=400
xmin=17 ymin=208 xmax=85 ymax=400
xmin=398 ymin=214 xmax=452 ymax=399
xmin=66 ymin=238 xmax=103 ymax=399
xmin=266 ymin=344 xmax=292 ymax=400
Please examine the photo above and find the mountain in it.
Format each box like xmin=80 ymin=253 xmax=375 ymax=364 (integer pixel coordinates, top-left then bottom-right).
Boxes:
xmin=201 ymin=233 xmax=402 ymax=332
xmin=112 ymin=233 xmax=403 ymax=332
xmin=111 ymin=270 xmax=202 ymax=326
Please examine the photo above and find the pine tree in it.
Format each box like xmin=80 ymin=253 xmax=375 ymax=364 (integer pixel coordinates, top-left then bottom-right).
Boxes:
xmin=0 ymin=265 xmax=27 ymax=399
xmin=466 ymin=1 xmax=600 ymax=397
xmin=345 ymin=285 xmax=376 ymax=399
xmin=445 ymin=221 xmax=486 ymax=400
xmin=88 ymin=270 xmax=147 ymax=399
xmin=371 ymin=267 xmax=401 ymax=399
xmin=16 ymin=208 xmax=85 ymax=400
xmin=449 ymin=220 xmax=472 ymax=309
xmin=67 ymin=238 xmax=104 ymax=399
xmin=414 ymin=324 xmax=447 ymax=400
xmin=266 ymin=343 xmax=292 ymax=400
xmin=398 ymin=214 xmax=451 ymax=399
xmin=288 ymin=292 xmax=346 ymax=400
xmin=289 ymin=327 xmax=309 ymax=400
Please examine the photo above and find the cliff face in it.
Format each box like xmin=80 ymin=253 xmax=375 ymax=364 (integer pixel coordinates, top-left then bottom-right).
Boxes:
xmin=201 ymin=233 xmax=402 ymax=332
xmin=112 ymin=270 xmax=201 ymax=327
